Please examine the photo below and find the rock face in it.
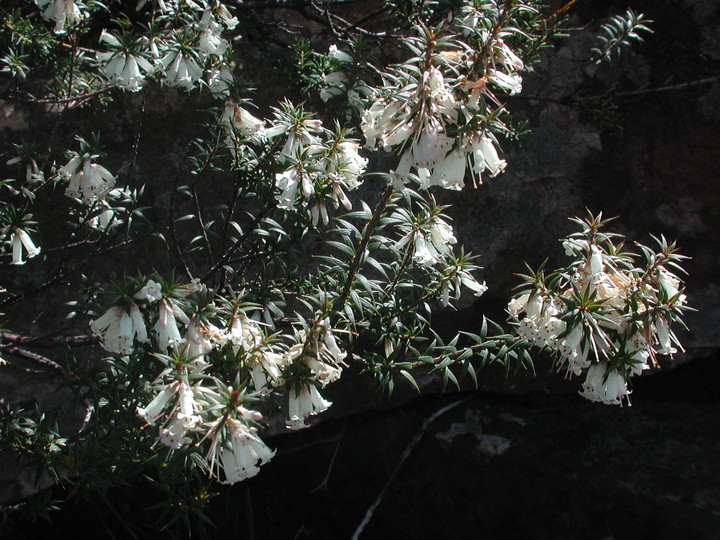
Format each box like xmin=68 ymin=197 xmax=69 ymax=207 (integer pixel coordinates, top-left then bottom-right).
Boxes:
xmin=9 ymin=356 xmax=720 ymax=539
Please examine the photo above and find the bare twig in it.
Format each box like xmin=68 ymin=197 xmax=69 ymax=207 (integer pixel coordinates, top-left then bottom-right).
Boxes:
xmin=615 ymin=76 xmax=720 ymax=97
xmin=169 ymin=143 xmax=194 ymax=281
xmin=3 ymin=86 xmax=113 ymax=106
xmin=0 ymin=332 xmax=93 ymax=347
xmin=351 ymin=397 xmax=471 ymax=540
xmin=311 ymin=419 xmax=347 ymax=493
xmin=0 ymin=345 xmax=67 ymax=375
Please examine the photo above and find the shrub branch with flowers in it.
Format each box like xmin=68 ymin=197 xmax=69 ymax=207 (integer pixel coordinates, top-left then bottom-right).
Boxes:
xmin=0 ymin=0 xmax=687 ymax=528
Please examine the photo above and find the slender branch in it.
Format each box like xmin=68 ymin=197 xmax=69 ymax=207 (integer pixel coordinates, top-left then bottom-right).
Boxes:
xmin=169 ymin=143 xmax=194 ymax=281
xmin=201 ymin=210 xmax=267 ymax=283
xmin=0 ymin=331 xmax=93 ymax=347
xmin=0 ymin=345 xmax=67 ymax=376
xmin=351 ymin=397 xmax=470 ymax=540
xmin=615 ymin=76 xmax=720 ymax=97
xmin=191 ymin=184 xmax=216 ymax=266
xmin=334 ymin=184 xmax=394 ymax=312
xmin=3 ymin=87 xmax=114 ymax=106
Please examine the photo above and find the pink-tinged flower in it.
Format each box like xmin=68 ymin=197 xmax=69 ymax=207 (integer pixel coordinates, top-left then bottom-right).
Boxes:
xmin=221 ymin=100 xmax=265 ymax=139
xmin=154 ymin=298 xmax=187 ymax=350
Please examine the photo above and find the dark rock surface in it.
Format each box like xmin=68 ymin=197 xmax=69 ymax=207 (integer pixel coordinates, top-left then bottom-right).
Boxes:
xmin=5 ymin=355 xmax=720 ymax=539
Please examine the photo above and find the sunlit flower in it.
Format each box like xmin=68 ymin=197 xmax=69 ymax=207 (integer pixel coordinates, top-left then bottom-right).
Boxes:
xmin=579 ymin=363 xmax=629 ymax=405
xmin=135 ymin=279 xmax=163 ymax=303
xmin=213 ymin=418 xmax=275 ymax=484
xmin=160 ymin=50 xmax=203 ymax=90
xmin=36 ymin=0 xmax=84 ymax=33
xmin=90 ymin=304 xmax=148 ymax=355
xmin=9 ymin=229 xmax=41 ymax=265
xmin=154 ymin=298 xmax=187 ymax=350
xmin=97 ymin=31 xmax=154 ymax=92
xmin=61 ymin=155 xmax=116 ymax=202
xmin=286 ymin=383 xmax=332 ymax=430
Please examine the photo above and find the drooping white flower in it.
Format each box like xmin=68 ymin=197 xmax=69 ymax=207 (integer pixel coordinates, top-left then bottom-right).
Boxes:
xmin=208 ymin=65 xmax=234 ymax=98
xmin=160 ymin=50 xmax=203 ymax=91
xmin=558 ymin=324 xmax=591 ymax=376
xmin=305 ymin=357 xmax=342 ymax=388
xmin=430 ymin=149 xmax=466 ymax=190
xmin=487 ymin=69 xmax=523 ymax=95
xmin=97 ymin=32 xmax=155 ymax=92
xmin=579 ymin=363 xmax=629 ymax=405
xmin=154 ymin=298 xmax=187 ymax=350
xmin=61 ymin=155 xmax=116 ymax=202
xmin=36 ymin=0 xmax=84 ymax=33
xmin=589 ymin=245 xmax=604 ymax=276
xmin=9 ymin=229 xmax=41 ymax=265
xmin=286 ymin=383 xmax=332 ymax=430
xmin=654 ymin=318 xmax=677 ymax=355
xmin=180 ymin=319 xmax=221 ymax=366
xmin=656 ymin=268 xmax=685 ymax=304
xmin=90 ymin=304 xmax=148 ymax=355
xmin=227 ymin=312 xmax=263 ymax=350
xmin=215 ymin=418 xmax=275 ymax=484
xmin=471 ymin=135 xmax=506 ymax=179
xmin=198 ymin=9 xmax=229 ymax=58
xmin=331 ymin=140 xmax=367 ymax=191
xmin=247 ymin=350 xmax=285 ymax=392
xmin=221 ymin=99 xmax=265 ymax=142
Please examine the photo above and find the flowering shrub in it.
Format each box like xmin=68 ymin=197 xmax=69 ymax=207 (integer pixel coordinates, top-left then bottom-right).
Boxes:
xmin=0 ymin=0 xmax=679 ymax=529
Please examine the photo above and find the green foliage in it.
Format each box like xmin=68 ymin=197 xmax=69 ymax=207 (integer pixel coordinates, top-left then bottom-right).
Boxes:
xmin=592 ymin=9 xmax=652 ymax=64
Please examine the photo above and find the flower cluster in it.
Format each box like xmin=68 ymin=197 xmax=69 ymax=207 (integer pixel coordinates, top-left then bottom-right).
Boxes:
xmin=94 ymin=1 xmax=238 ymax=93
xmin=88 ymin=276 xmax=350 ymax=482
xmin=361 ymin=16 xmax=526 ymax=190
xmin=267 ymin=103 xmax=368 ymax=225
xmin=284 ymin=320 xmax=345 ymax=430
xmin=393 ymin=211 xmax=458 ymax=266
xmin=36 ymin=0 xmax=85 ymax=33
xmin=509 ymin=215 xmax=689 ymax=405
xmin=60 ymin=152 xmax=116 ymax=202
xmin=319 ymin=45 xmax=372 ymax=115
